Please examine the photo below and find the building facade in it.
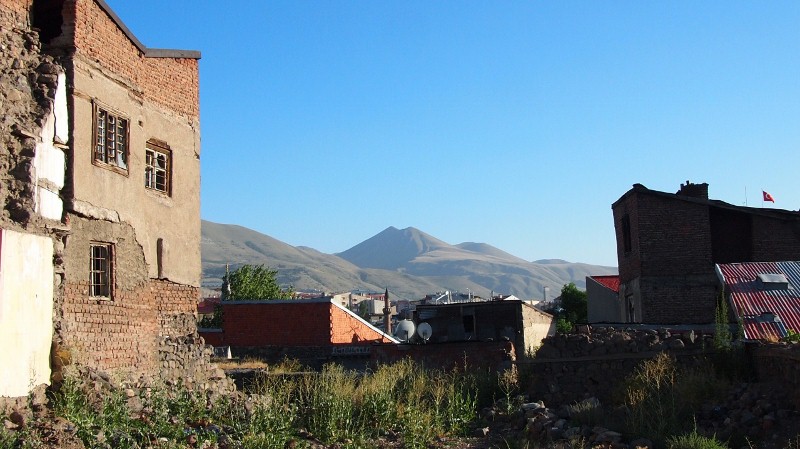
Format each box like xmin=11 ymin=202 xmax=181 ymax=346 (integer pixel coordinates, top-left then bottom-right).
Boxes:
xmin=612 ymin=181 xmax=800 ymax=324
xmin=1 ymin=0 xmax=218 ymax=399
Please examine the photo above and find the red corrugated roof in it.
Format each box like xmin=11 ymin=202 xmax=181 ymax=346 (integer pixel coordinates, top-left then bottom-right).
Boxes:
xmin=717 ymin=261 xmax=800 ymax=341
xmin=590 ymin=275 xmax=620 ymax=293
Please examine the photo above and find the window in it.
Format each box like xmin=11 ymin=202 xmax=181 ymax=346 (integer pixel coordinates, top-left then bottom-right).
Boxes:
xmin=622 ymin=214 xmax=632 ymax=253
xmin=145 ymin=140 xmax=171 ymax=194
xmin=93 ymin=104 xmax=129 ymax=172
xmin=89 ymin=243 xmax=113 ymax=298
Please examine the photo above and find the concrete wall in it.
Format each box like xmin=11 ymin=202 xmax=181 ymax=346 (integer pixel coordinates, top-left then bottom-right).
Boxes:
xmin=587 ymin=278 xmax=623 ymax=323
xmin=0 ymin=229 xmax=54 ymax=398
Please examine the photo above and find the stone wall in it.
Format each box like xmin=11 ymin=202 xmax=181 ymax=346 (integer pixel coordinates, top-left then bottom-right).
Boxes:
xmin=752 ymin=343 xmax=800 ymax=409
xmin=524 ymin=327 xmax=710 ymax=404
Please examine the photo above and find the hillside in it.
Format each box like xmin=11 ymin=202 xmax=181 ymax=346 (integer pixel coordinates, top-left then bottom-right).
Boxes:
xmin=201 ymin=221 xmax=617 ymax=300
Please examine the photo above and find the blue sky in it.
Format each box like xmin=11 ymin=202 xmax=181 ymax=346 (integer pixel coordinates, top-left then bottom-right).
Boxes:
xmin=106 ymin=1 xmax=800 ymax=267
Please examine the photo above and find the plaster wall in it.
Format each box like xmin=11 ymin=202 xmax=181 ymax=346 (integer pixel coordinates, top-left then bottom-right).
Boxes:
xmin=69 ymin=58 xmax=200 ymax=287
xmin=0 ymin=229 xmax=54 ymax=398
xmin=33 ymin=72 xmax=67 ymax=221
xmin=521 ymin=303 xmax=556 ymax=355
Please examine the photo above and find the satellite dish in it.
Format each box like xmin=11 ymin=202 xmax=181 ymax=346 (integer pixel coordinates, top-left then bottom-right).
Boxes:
xmin=417 ymin=322 xmax=432 ymax=342
xmin=394 ymin=319 xmax=416 ymax=343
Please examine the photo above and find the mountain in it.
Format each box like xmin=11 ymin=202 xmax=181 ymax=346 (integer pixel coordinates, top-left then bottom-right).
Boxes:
xmin=201 ymin=221 xmax=617 ymax=300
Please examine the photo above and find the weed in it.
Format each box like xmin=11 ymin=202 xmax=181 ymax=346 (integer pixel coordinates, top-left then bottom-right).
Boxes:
xmin=666 ymin=429 xmax=727 ymax=449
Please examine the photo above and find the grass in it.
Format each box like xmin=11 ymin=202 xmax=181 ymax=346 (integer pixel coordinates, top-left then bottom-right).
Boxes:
xmin=666 ymin=429 xmax=727 ymax=449
xmin=1 ymin=359 xmax=494 ymax=449
xmin=620 ymin=352 xmax=733 ymax=448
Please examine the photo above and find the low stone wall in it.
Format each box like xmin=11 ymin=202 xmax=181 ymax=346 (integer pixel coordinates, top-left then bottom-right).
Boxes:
xmin=371 ymin=340 xmax=515 ymax=372
xmin=522 ymin=327 xmax=712 ymax=404
xmin=752 ymin=343 xmax=800 ymax=409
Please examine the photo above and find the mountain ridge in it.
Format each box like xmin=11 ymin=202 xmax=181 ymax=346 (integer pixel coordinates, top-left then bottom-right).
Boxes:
xmin=201 ymin=220 xmax=617 ymax=300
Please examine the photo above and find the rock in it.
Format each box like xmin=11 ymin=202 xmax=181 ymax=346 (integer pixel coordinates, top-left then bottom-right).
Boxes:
xmin=521 ymin=401 xmax=546 ymax=412
xmin=8 ymin=410 xmax=24 ymax=428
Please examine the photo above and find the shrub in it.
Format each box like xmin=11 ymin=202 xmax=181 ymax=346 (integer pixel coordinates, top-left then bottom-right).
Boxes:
xmin=622 ymin=353 xmax=729 ymax=445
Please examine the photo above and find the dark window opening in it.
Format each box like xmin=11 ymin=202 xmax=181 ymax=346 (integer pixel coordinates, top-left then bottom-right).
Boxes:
xmin=462 ymin=315 xmax=475 ymax=334
xmin=32 ymin=0 xmax=65 ymax=44
xmin=622 ymin=214 xmax=632 ymax=253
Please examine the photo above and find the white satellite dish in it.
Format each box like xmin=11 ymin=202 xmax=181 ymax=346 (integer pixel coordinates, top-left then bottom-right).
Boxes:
xmin=394 ymin=319 xmax=416 ymax=343
xmin=417 ymin=322 xmax=432 ymax=342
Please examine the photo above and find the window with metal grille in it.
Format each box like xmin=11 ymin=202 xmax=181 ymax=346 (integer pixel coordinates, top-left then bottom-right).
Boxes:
xmin=89 ymin=243 xmax=113 ymax=299
xmin=145 ymin=140 xmax=171 ymax=194
xmin=93 ymin=103 xmax=128 ymax=172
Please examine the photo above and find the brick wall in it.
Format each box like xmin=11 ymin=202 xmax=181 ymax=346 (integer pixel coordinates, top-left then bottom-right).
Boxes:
xmin=62 ymin=278 xmax=198 ymax=377
xmin=219 ymin=300 xmax=393 ymax=348
xmin=750 ymin=214 xmax=800 ymax=262
xmin=65 ymin=0 xmax=199 ymax=119
xmin=638 ymin=275 xmax=718 ymax=324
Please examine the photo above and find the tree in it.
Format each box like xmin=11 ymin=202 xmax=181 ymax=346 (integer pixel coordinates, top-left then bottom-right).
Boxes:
xmin=222 ymin=264 xmax=294 ymax=300
xmin=558 ymin=282 xmax=587 ymax=326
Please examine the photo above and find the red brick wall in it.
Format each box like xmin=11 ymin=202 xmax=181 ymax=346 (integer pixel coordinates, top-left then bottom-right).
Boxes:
xmin=67 ymin=0 xmax=199 ymax=119
xmin=62 ymin=279 xmax=198 ymax=377
xmin=331 ymin=305 xmax=394 ymax=344
xmin=218 ymin=301 xmax=392 ymax=347
xmin=0 ymin=0 xmax=29 ymax=21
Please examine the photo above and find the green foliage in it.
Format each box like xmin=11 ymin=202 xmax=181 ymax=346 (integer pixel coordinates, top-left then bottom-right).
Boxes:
xmin=198 ymin=304 xmax=223 ymax=328
xmin=783 ymin=329 xmax=800 ymax=343
xmin=223 ymin=264 xmax=294 ymax=300
xmin=713 ymin=291 xmax=732 ymax=351
xmin=666 ymin=429 xmax=728 ymax=449
xmin=558 ymin=283 xmax=587 ymax=325
xmin=556 ymin=317 xmax=573 ymax=334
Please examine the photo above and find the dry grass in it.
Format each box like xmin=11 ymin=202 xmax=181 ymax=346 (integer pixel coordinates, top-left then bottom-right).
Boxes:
xmin=213 ymin=356 xmax=270 ymax=370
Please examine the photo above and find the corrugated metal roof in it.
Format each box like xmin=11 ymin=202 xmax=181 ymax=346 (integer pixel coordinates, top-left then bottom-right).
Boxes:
xmin=717 ymin=261 xmax=800 ymax=341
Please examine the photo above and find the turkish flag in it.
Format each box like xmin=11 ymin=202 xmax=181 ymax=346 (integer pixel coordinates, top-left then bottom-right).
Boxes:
xmin=763 ymin=191 xmax=775 ymax=203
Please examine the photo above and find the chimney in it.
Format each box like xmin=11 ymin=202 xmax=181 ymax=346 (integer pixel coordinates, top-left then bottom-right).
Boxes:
xmin=676 ymin=180 xmax=709 ymax=199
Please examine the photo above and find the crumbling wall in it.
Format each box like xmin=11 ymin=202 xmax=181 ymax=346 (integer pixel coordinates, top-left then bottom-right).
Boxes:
xmin=60 ymin=214 xmax=231 ymax=390
xmin=0 ymin=0 xmax=68 ymax=402
xmin=525 ymin=327 xmax=710 ymax=404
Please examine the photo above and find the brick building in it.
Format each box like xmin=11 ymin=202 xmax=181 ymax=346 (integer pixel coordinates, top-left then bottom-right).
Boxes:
xmin=1 ymin=0 xmax=222 ymax=399
xmin=200 ymin=298 xmax=398 ymax=368
xmin=612 ymin=181 xmax=800 ymax=324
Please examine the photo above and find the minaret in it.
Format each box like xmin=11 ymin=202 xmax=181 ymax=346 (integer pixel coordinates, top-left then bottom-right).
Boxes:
xmin=383 ymin=287 xmax=392 ymax=335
